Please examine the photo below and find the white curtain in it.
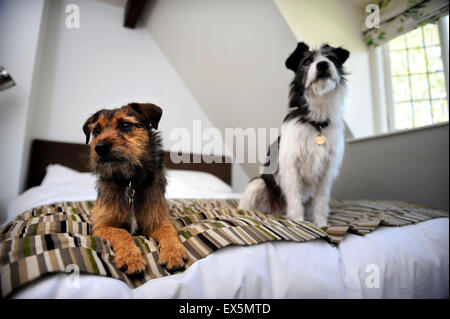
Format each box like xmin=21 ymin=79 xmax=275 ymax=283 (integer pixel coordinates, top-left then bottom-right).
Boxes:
xmin=363 ymin=0 xmax=449 ymax=46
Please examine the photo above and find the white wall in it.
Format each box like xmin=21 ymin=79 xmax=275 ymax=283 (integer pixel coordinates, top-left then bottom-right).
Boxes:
xmin=144 ymin=0 xmax=298 ymax=184
xmin=0 ymin=0 xmax=45 ymax=221
xmin=275 ymin=0 xmax=375 ymax=138
xmin=333 ymin=123 xmax=449 ymax=210
xmin=29 ymin=0 xmax=214 ymax=152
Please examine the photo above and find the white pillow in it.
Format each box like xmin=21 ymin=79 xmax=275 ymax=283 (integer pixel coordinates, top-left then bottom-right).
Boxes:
xmin=166 ymin=169 xmax=233 ymax=197
xmin=41 ymin=164 xmax=97 ymax=189
xmin=41 ymin=165 xmax=232 ymax=196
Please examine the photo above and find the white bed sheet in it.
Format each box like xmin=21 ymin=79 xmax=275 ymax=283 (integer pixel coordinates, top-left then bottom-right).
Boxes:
xmin=4 ymin=185 xmax=449 ymax=299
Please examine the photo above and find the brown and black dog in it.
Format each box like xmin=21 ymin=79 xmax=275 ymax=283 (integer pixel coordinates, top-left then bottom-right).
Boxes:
xmin=83 ymin=102 xmax=188 ymax=274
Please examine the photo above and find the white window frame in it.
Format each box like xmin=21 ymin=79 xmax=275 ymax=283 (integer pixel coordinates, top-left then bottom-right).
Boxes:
xmin=379 ymin=15 xmax=450 ymax=133
xmin=438 ymin=15 xmax=449 ymax=101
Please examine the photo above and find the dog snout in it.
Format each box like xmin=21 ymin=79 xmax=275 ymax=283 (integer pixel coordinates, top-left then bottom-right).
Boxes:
xmin=95 ymin=142 xmax=113 ymax=157
xmin=317 ymin=61 xmax=329 ymax=72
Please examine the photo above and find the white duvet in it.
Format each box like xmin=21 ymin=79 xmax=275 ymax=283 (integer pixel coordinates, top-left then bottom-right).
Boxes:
xmin=3 ymin=166 xmax=449 ymax=298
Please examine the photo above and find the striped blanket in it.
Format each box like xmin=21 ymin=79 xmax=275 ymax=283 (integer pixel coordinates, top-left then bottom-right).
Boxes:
xmin=0 ymin=198 xmax=448 ymax=297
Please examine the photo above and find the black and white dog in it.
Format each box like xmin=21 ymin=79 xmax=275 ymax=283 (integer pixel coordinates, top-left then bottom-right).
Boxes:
xmin=239 ymin=42 xmax=350 ymax=227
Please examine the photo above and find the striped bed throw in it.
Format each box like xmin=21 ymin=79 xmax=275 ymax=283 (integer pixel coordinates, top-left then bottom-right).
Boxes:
xmin=0 ymin=198 xmax=448 ymax=297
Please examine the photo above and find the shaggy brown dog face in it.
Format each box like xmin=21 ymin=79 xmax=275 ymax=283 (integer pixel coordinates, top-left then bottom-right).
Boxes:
xmin=83 ymin=103 xmax=162 ymax=181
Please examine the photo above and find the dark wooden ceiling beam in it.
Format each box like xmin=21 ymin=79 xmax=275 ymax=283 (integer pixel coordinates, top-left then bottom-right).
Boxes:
xmin=124 ymin=0 xmax=147 ymax=29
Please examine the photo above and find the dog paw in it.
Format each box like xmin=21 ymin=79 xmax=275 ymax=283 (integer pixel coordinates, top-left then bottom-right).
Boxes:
xmin=114 ymin=248 xmax=146 ymax=275
xmin=313 ymin=215 xmax=328 ymax=228
xmin=286 ymin=207 xmax=305 ymax=222
xmin=158 ymin=241 xmax=188 ymax=274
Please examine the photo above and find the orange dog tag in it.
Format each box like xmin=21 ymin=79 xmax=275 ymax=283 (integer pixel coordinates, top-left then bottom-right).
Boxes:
xmin=315 ymin=135 xmax=326 ymax=145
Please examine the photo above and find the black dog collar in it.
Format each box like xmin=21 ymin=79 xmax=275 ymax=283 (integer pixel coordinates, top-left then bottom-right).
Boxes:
xmin=300 ymin=117 xmax=330 ymax=133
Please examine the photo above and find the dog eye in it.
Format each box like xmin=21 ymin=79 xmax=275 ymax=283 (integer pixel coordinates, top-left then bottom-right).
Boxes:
xmin=93 ymin=127 xmax=101 ymax=136
xmin=119 ymin=122 xmax=132 ymax=132
xmin=303 ymin=59 xmax=313 ymax=66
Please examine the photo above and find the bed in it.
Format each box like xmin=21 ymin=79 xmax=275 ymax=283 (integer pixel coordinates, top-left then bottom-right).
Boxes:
xmin=1 ymin=140 xmax=448 ymax=298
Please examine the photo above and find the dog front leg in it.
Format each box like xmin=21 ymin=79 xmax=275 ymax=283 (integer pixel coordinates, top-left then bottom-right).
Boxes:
xmin=279 ymin=166 xmax=304 ymax=221
xmin=150 ymin=218 xmax=188 ymax=274
xmin=93 ymin=225 xmax=146 ymax=274
xmin=311 ymin=174 xmax=332 ymax=228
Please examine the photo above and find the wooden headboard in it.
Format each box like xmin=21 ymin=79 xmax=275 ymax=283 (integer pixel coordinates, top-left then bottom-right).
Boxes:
xmin=25 ymin=139 xmax=232 ymax=190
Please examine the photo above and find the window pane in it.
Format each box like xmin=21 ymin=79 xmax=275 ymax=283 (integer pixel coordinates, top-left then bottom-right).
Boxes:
xmin=429 ymin=72 xmax=447 ymax=99
xmin=426 ymin=46 xmax=444 ymax=72
xmin=392 ymin=76 xmax=411 ymax=102
xmin=413 ymin=101 xmax=432 ymax=127
xmin=409 ymin=48 xmax=427 ymax=74
xmin=387 ymin=19 xmax=448 ymax=131
xmin=423 ymin=22 xmax=440 ymax=46
xmin=432 ymin=99 xmax=449 ymax=123
xmin=389 ymin=35 xmax=406 ymax=51
xmin=410 ymin=74 xmax=429 ymax=100
xmin=390 ymin=51 xmax=408 ymax=76
xmin=406 ymin=27 xmax=423 ymax=48
xmin=394 ymin=102 xmax=413 ymax=129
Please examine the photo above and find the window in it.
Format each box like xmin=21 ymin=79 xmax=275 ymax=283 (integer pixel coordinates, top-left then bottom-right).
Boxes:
xmin=384 ymin=16 xmax=449 ymax=131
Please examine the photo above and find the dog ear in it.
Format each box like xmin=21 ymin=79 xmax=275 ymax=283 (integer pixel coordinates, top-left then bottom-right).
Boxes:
xmin=285 ymin=42 xmax=310 ymax=72
xmin=129 ymin=103 xmax=163 ymax=130
xmin=332 ymin=47 xmax=350 ymax=65
xmin=82 ymin=110 xmax=102 ymax=144
xmin=82 ymin=115 xmax=94 ymax=144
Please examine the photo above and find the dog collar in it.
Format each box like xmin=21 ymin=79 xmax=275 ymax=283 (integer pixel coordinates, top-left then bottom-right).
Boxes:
xmin=300 ymin=117 xmax=330 ymax=145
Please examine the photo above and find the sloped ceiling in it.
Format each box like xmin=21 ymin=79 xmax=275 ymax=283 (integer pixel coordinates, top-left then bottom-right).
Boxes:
xmin=143 ymin=0 xmax=298 ymax=180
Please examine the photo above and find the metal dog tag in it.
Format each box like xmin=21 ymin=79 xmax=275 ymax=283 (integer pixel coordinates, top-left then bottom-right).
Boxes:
xmin=126 ymin=182 xmax=135 ymax=209
xmin=315 ymin=135 xmax=326 ymax=145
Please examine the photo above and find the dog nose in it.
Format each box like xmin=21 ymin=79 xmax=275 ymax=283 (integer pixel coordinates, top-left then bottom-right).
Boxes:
xmin=95 ymin=142 xmax=112 ymax=157
xmin=317 ymin=61 xmax=329 ymax=72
